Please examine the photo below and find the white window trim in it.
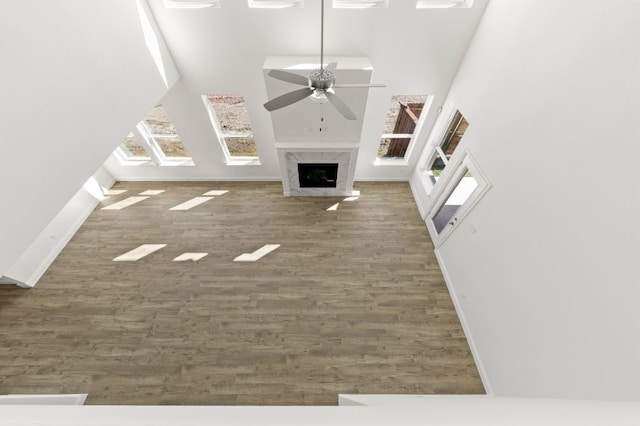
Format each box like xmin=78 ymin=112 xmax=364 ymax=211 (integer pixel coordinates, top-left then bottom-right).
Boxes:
xmin=139 ymin=121 xmax=195 ymax=165
xmin=114 ymin=123 xmax=194 ymax=167
xmin=425 ymin=152 xmax=491 ymax=246
xmin=374 ymin=95 xmax=434 ymax=166
xmin=113 ymin=149 xmax=154 ymax=166
xmin=114 ymin=126 xmax=157 ymax=166
xmin=203 ymin=95 xmax=261 ymax=166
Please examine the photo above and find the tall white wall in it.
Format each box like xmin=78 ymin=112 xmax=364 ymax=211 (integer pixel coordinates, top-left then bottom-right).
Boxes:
xmin=411 ymin=0 xmax=640 ymax=401
xmin=1 ymin=167 xmax=115 ymax=287
xmin=0 ymin=0 xmax=178 ymax=279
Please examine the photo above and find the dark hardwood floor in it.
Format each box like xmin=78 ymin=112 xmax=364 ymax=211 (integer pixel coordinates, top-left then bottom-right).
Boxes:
xmin=0 ymin=182 xmax=484 ymax=405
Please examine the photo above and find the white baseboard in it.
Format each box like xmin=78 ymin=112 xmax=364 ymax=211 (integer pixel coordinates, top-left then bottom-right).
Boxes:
xmin=434 ymin=248 xmax=493 ymax=396
xmin=0 ymin=276 xmax=30 ymax=288
xmin=353 ymin=177 xmax=409 ymax=182
xmin=26 ymin=192 xmax=106 ymax=287
xmin=0 ymin=394 xmax=87 ymax=405
xmin=408 ymin=176 xmax=427 ymax=219
xmin=339 ymin=394 xmax=491 ymax=406
xmin=109 ymin=176 xmax=283 ymax=182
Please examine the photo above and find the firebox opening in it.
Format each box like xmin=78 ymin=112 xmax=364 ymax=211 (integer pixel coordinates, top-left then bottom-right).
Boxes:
xmin=298 ymin=163 xmax=338 ymax=188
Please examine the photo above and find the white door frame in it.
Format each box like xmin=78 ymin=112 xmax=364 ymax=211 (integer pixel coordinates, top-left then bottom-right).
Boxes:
xmin=426 ymin=152 xmax=491 ymax=246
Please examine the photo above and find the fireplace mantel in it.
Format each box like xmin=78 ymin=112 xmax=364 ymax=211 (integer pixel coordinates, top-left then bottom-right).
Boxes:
xmin=276 ymin=143 xmax=359 ymax=197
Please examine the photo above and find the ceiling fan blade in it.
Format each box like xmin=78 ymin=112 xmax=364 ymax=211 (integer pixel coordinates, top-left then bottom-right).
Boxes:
xmin=268 ymin=69 xmax=309 ymax=86
xmin=333 ymin=83 xmax=387 ymax=88
xmin=326 ymin=62 xmax=338 ymax=72
xmin=325 ymin=91 xmax=357 ymax=120
xmin=264 ymin=87 xmax=314 ymax=112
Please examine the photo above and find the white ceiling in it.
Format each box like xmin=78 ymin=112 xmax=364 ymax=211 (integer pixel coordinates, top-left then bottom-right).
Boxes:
xmin=110 ymin=0 xmax=490 ymax=180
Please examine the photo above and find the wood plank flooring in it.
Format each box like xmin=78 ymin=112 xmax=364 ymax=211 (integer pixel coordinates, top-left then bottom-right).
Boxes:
xmin=0 ymin=182 xmax=484 ymax=405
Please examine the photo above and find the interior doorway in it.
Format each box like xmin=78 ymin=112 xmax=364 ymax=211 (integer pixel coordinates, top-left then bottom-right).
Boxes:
xmin=426 ymin=153 xmax=490 ymax=245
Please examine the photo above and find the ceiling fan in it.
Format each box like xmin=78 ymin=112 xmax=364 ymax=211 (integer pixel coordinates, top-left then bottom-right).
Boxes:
xmin=263 ymin=0 xmax=385 ymax=120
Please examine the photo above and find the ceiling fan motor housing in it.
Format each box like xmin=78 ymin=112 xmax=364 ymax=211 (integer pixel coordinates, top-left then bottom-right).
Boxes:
xmin=308 ymin=69 xmax=336 ymax=90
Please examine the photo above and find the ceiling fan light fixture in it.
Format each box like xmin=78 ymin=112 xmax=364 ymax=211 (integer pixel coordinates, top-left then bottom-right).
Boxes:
xmin=309 ymin=91 xmax=330 ymax=104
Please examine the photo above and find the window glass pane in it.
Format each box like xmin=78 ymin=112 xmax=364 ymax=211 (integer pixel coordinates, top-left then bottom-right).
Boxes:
xmin=142 ymin=104 xmax=191 ymax=158
xmin=432 ymin=169 xmax=478 ymax=234
xmin=441 ymin=111 xmax=468 ymax=156
xmin=426 ymin=151 xmax=445 ymax=183
xmin=155 ymin=137 xmax=190 ymax=158
xmin=225 ymin=137 xmax=259 ymax=157
xmin=206 ymin=94 xmax=259 ymax=158
xmin=119 ymin=134 xmax=148 ymax=158
xmin=378 ymin=94 xmax=427 ymax=159
xmin=377 ymin=137 xmax=392 ymax=157
xmin=426 ymin=109 xmax=468 ymax=177
xmin=144 ymin=104 xmax=178 ymax=136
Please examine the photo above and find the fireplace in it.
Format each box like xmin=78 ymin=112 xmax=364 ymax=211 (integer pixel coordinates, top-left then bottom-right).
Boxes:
xmin=276 ymin=143 xmax=358 ymax=196
xmin=298 ymin=163 xmax=338 ymax=188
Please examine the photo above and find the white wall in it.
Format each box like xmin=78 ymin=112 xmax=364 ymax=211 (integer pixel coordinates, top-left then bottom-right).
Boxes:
xmin=1 ymin=167 xmax=114 ymax=287
xmin=411 ymin=0 xmax=640 ymax=401
xmin=0 ymin=0 xmax=178 ymax=279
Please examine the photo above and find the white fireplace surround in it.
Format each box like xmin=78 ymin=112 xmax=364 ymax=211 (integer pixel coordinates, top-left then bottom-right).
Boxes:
xmin=276 ymin=143 xmax=359 ymax=196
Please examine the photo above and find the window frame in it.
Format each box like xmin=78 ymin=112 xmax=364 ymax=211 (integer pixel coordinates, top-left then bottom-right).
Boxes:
xmin=203 ymin=94 xmax=261 ymax=166
xmin=115 ymin=131 xmax=152 ymax=162
xmin=113 ymin=122 xmax=194 ymax=167
xmin=374 ymin=94 xmax=433 ymax=166
xmin=418 ymin=104 xmax=467 ymax=191
xmin=425 ymin=152 xmax=490 ymax=246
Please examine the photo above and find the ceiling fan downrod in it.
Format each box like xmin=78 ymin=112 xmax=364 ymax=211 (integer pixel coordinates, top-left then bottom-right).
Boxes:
xmin=320 ymin=0 xmax=324 ymax=71
xmin=263 ymin=0 xmax=385 ymax=120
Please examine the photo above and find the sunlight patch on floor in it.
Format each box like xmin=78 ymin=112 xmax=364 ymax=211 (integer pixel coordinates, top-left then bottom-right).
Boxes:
xmin=203 ymin=190 xmax=228 ymax=196
xmin=326 ymin=203 xmax=340 ymax=211
xmin=233 ymin=244 xmax=280 ymax=262
xmin=173 ymin=253 xmax=208 ymax=262
xmin=101 ymin=196 xmax=149 ymax=210
xmin=169 ymin=197 xmax=214 ymax=211
xmin=113 ymin=244 xmax=167 ymax=261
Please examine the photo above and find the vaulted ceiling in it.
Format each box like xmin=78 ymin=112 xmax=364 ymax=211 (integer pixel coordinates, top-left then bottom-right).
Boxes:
xmin=107 ymin=0 xmax=490 ymax=180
